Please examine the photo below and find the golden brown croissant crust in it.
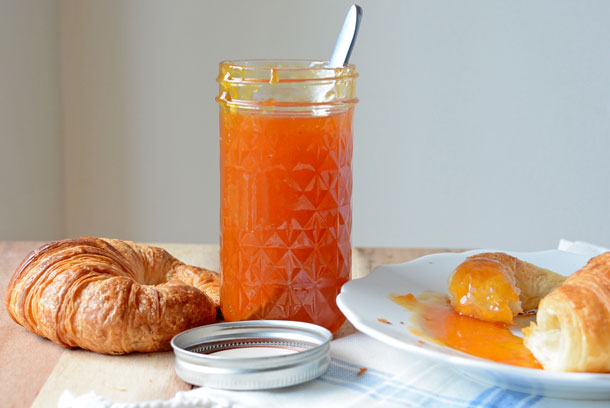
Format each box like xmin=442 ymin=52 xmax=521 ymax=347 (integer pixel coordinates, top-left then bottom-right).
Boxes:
xmin=5 ymin=237 xmax=219 ymax=355
xmin=523 ymin=252 xmax=610 ymax=372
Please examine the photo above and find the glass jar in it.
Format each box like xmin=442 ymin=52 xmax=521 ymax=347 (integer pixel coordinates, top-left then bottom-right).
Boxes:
xmin=217 ymin=60 xmax=358 ymax=334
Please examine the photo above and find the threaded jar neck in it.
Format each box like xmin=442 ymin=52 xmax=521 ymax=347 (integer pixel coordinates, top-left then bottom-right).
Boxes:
xmin=217 ymin=59 xmax=358 ymax=115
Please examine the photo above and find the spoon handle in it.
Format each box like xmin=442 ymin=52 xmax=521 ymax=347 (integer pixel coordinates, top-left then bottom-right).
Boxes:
xmin=329 ymin=5 xmax=363 ymax=68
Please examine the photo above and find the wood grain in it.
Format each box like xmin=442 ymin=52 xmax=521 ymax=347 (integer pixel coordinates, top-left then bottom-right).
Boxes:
xmin=352 ymin=247 xmax=466 ymax=279
xmin=0 ymin=241 xmax=461 ymax=407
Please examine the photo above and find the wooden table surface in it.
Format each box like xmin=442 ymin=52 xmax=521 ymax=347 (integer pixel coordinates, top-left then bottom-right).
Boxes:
xmin=0 ymin=241 xmax=464 ymax=408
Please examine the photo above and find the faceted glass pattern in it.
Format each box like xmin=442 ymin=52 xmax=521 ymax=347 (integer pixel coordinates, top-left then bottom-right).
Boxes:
xmin=220 ymin=108 xmax=353 ymax=334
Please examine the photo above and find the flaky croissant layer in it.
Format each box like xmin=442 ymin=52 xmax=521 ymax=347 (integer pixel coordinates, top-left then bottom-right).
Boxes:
xmin=523 ymin=252 xmax=610 ymax=372
xmin=5 ymin=237 xmax=219 ymax=355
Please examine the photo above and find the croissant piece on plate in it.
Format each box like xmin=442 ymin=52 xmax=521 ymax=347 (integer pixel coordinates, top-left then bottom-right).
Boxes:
xmin=523 ymin=252 xmax=610 ymax=372
xmin=448 ymin=252 xmax=566 ymax=324
xmin=5 ymin=237 xmax=219 ymax=355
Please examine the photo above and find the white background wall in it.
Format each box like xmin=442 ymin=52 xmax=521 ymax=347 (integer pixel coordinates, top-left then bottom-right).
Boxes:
xmin=0 ymin=0 xmax=63 ymax=240
xmin=2 ymin=0 xmax=610 ymax=250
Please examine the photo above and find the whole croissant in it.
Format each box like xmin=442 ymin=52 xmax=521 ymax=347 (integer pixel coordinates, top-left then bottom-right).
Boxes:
xmin=5 ymin=237 xmax=219 ymax=355
xmin=523 ymin=252 xmax=610 ymax=372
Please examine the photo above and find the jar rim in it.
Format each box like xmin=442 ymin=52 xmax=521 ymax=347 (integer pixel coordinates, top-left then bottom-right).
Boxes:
xmin=218 ymin=59 xmax=357 ymax=85
xmin=219 ymin=59 xmax=356 ymax=72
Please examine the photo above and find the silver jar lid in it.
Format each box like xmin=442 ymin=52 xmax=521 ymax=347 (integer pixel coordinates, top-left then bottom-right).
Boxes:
xmin=171 ymin=320 xmax=332 ymax=390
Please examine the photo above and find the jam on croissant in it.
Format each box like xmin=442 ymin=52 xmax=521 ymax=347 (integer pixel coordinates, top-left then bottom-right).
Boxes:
xmin=448 ymin=252 xmax=565 ymax=324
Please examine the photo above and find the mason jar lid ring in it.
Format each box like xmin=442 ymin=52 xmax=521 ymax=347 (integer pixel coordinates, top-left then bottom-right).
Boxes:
xmin=171 ymin=320 xmax=332 ymax=390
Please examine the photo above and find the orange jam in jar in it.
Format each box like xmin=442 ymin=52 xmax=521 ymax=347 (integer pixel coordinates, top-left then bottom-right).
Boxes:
xmin=217 ymin=60 xmax=358 ymax=333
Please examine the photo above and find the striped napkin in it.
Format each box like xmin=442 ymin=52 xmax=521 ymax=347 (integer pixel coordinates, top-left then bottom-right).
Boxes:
xmin=59 ymin=240 xmax=610 ymax=408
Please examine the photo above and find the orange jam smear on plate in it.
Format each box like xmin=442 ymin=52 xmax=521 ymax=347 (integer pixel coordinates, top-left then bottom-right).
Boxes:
xmin=391 ymin=292 xmax=541 ymax=369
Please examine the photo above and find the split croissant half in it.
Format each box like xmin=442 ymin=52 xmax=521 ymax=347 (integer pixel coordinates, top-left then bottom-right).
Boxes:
xmin=523 ymin=252 xmax=610 ymax=372
xmin=448 ymin=252 xmax=566 ymax=324
xmin=5 ymin=237 xmax=219 ymax=355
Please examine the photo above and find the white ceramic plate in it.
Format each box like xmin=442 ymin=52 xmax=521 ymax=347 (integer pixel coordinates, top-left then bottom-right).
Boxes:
xmin=337 ymin=249 xmax=610 ymax=400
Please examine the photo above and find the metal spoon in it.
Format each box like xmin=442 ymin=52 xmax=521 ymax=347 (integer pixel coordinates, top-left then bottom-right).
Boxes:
xmin=329 ymin=5 xmax=363 ymax=68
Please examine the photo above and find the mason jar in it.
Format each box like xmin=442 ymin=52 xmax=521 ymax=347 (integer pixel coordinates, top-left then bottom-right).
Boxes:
xmin=217 ymin=59 xmax=358 ymax=333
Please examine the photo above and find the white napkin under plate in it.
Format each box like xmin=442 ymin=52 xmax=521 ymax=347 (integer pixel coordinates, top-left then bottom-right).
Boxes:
xmin=59 ymin=240 xmax=610 ymax=408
